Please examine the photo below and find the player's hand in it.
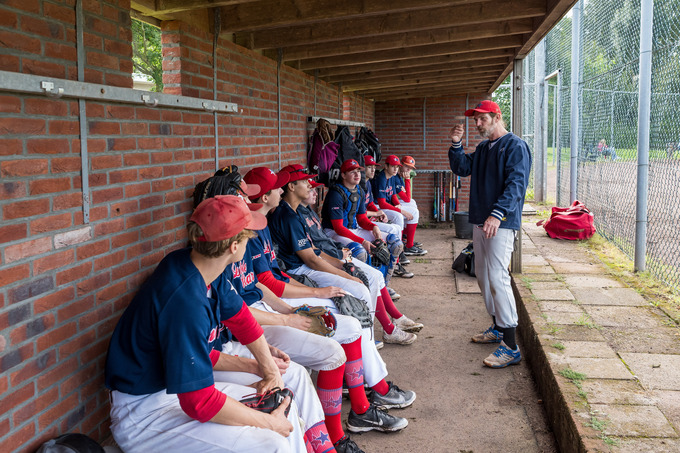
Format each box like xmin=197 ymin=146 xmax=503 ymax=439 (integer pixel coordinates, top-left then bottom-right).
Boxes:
xmin=342 ymin=248 xmax=352 ymax=260
xmin=268 ymin=345 xmax=290 ymax=375
xmin=316 ymin=286 xmax=346 ymax=299
xmin=482 ymin=216 xmax=501 ymax=238
xmin=362 ymin=239 xmax=375 ymax=253
xmin=376 ymin=210 xmax=388 ymax=222
xmin=254 ymin=371 xmax=285 ymax=395
xmin=400 ymin=167 xmax=411 ymax=179
xmin=269 ymin=397 xmax=294 ymax=437
xmin=450 ymin=124 xmax=465 ymax=142
xmin=372 ymin=226 xmax=382 ymax=240
xmin=285 ymin=313 xmax=312 ymax=331
xmin=402 ymin=210 xmax=414 ymax=221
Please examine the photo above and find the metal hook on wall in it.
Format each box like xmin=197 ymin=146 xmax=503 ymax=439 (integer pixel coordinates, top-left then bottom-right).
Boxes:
xmin=41 ymin=81 xmax=64 ymax=98
xmin=141 ymin=94 xmax=159 ymax=107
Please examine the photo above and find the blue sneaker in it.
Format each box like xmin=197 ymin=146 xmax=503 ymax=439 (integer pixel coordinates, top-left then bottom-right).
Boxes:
xmin=471 ymin=325 xmax=503 ymax=343
xmin=483 ymin=341 xmax=521 ymax=368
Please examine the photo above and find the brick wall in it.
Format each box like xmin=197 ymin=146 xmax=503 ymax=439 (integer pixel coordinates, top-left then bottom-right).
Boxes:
xmin=374 ymin=94 xmax=488 ymax=222
xmin=0 ymin=2 xmax=374 ymax=452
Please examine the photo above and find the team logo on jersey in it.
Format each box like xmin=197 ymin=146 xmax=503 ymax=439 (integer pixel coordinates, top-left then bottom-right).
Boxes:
xmin=262 ymin=239 xmax=276 ymax=261
xmin=231 ymin=260 xmax=255 ymax=287
xmin=297 ymin=238 xmax=308 ymax=247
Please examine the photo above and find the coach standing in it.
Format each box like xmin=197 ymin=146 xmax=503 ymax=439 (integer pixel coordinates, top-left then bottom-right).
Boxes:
xmin=448 ymin=100 xmax=532 ymax=369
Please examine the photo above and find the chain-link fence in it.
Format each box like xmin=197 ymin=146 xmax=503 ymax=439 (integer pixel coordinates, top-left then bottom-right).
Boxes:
xmin=501 ymin=0 xmax=680 ymax=293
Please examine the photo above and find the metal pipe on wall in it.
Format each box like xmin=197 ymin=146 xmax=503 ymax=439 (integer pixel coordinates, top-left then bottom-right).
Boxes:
xmin=569 ymin=0 xmax=582 ymax=204
xmin=213 ymin=9 xmax=221 ymax=171
xmin=634 ymin=0 xmax=654 ymax=272
xmin=76 ymin=0 xmax=90 ymax=223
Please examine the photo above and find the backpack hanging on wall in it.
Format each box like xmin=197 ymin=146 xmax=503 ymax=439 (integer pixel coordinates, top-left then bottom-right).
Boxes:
xmin=308 ymin=119 xmax=340 ymax=184
xmin=536 ymin=200 xmax=596 ymax=240
xmin=331 ymin=125 xmax=364 ymax=184
xmin=356 ymin=126 xmax=382 ymax=163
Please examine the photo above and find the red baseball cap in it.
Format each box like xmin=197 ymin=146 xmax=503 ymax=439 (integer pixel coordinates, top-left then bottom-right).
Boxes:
xmin=464 ymin=100 xmax=502 ymax=117
xmin=385 ymin=155 xmax=401 ymax=166
xmin=309 ymin=179 xmax=324 ymax=188
xmin=364 ymin=155 xmax=378 ymax=166
xmin=190 ymin=195 xmax=267 ymax=241
xmin=340 ymin=159 xmax=363 ymax=173
xmin=243 ymin=167 xmax=290 ymax=200
xmin=401 ymin=155 xmax=416 ymax=169
xmin=280 ymin=164 xmax=316 ymax=182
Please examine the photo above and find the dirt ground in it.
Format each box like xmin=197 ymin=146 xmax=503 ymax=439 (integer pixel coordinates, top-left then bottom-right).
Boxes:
xmin=342 ymin=228 xmax=557 ymax=453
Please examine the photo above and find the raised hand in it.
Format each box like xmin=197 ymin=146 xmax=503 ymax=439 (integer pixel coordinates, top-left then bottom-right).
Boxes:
xmin=450 ymin=124 xmax=465 ymax=143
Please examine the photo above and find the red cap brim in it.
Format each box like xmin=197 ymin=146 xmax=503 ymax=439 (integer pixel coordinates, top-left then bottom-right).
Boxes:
xmin=309 ymin=179 xmax=324 ymax=188
xmin=246 ymin=203 xmax=267 ymax=230
xmin=274 ymin=171 xmax=290 ymax=190
xmin=240 ymin=180 xmax=261 ymax=197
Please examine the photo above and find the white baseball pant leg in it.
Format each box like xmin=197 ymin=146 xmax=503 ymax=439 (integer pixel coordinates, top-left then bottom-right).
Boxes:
xmin=282 ymin=297 xmax=388 ymax=388
xmin=383 ymin=210 xmax=405 ymax=229
xmin=287 ymin=265 xmax=374 ymax=313
xmin=375 ymin=220 xmax=402 ymax=237
xmin=398 ymin=199 xmax=419 ymax=225
xmin=251 ymin=300 xmax=346 ymax=371
xmin=214 ymin=341 xmax=324 ymax=433
xmin=110 ymin=384 xmax=304 ymax=453
xmin=472 ymin=226 xmax=518 ymax=328
xmin=323 ymin=228 xmax=386 ymax=295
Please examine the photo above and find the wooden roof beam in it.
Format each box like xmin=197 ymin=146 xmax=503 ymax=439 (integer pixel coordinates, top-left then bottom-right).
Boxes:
xmin=297 ymin=35 xmax=524 ymax=71
xmin=235 ymin=0 xmax=545 ymax=49
xmin=356 ymin=76 xmax=498 ymax=97
xmin=332 ymin=61 xmax=508 ymax=85
xmin=280 ymin=19 xmax=534 ymax=61
xmin=369 ymin=84 xmax=493 ymax=100
xmin=343 ymin=69 xmax=505 ymax=92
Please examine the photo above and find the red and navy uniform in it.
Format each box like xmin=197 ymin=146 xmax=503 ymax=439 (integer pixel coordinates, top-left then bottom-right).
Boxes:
xmin=320 ymin=185 xmax=368 ymax=230
xmin=105 ymin=248 xmax=257 ymax=396
xmin=268 ymin=200 xmax=322 ymax=271
xmin=224 ymin=249 xmax=262 ymax=306
xmin=250 ymin=226 xmax=289 ymax=283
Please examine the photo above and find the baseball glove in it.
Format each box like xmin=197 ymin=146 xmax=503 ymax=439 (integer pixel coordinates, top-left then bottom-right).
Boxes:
xmin=239 ymin=387 xmax=294 ymax=417
xmin=343 ymin=262 xmax=370 ymax=289
xmin=293 ymin=304 xmax=337 ymax=337
xmin=287 ymin=273 xmax=319 ymax=288
xmin=331 ymin=294 xmax=373 ymax=329
xmin=370 ymin=239 xmax=391 ymax=267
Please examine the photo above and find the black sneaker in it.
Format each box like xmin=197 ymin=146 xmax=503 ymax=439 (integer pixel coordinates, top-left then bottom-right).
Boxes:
xmin=369 ymin=381 xmax=416 ymax=410
xmin=403 ymin=245 xmax=427 ymax=256
xmin=347 ymin=404 xmax=409 ymax=433
xmin=399 ymin=252 xmax=410 ymax=265
xmin=393 ymin=263 xmax=414 ymax=278
xmin=334 ymin=434 xmax=365 ymax=453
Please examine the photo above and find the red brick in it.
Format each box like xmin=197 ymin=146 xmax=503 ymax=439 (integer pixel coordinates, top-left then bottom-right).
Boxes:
xmin=26 ymin=138 xmax=70 ymax=155
xmin=88 ymin=121 xmax=120 ymax=135
xmin=57 ymin=295 xmax=94 ymax=323
xmin=91 ymin=186 xmax=123 ymax=204
xmin=0 ymin=53 xmax=20 ymax=72
xmin=123 ymin=152 xmax=150 ymax=166
xmin=34 ymin=286 xmax=75 ymax=315
xmin=30 ymin=212 xmax=73 ymax=234
xmin=0 ymin=420 xmax=35 ymax=453
xmin=4 ymin=236 xmax=52 ymax=263
xmin=120 ymin=122 xmax=148 ymax=135
xmin=75 ymin=239 xmax=109 ymax=260
xmin=76 ymin=273 xmax=110 ymax=297
xmin=91 ymin=154 xmax=122 ymax=169
xmin=141 ymin=223 xmax=163 ymax=238
xmin=0 ymin=263 xmax=30 ymax=287
xmin=59 ymin=328 xmax=96 ymax=360
xmin=39 ymin=393 xmax=79 ymax=431
xmin=111 ymin=260 xmax=140 ymax=281
xmin=53 ymin=192 xmax=82 ymax=210
xmin=44 ymin=1 xmax=76 ymax=23
xmin=0 ymin=95 xmax=21 ymax=113
xmin=45 ymin=41 xmax=77 ymax=62
xmin=3 ymin=198 xmax=50 ymax=220
xmin=0 ymin=222 xmax=27 ymax=244
xmin=1 ymin=158 xmax=48 ymax=177
xmin=111 ymin=230 xmax=139 ymax=249
xmin=86 ymin=50 xmax=118 ymax=70
xmin=52 ymin=156 xmax=81 ymax=173
xmin=124 ymin=182 xmax=151 ymax=197
xmin=49 ymin=119 xmax=79 ymax=135
xmin=29 ymin=177 xmax=72 ymax=195
xmin=110 ymin=200 xmax=138 ymax=216
xmin=10 ymin=348 xmax=56 ymax=385
xmin=79 ymin=336 xmax=109 ymax=363
xmin=97 ymin=280 xmax=127 ymax=302
xmin=107 ymin=137 xmax=136 ymax=151
xmin=56 ymin=262 xmax=92 ymax=286
xmin=0 ymin=30 xmax=41 ymax=54
xmin=109 ymin=168 xmax=138 ymax=184
xmin=0 ymin=138 xmax=22 ymax=156
xmin=24 ymin=99 xmax=69 ymax=117
xmin=141 ymin=250 xmax=164 ymax=268
xmin=94 ymin=219 xmax=125 ymax=237
xmin=13 ymin=387 xmax=59 ymax=426
xmin=139 ymin=167 xmax=162 ymax=179
xmin=21 ymin=15 xmax=64 ymax=39
xmin=33 ymin=249 xmax=75 ymax=275
xmin=23 ymin=57 xmax=68 ymax=79
xmin=94 ymin=249 xmax=124 ymax=272
xmin=36 ymin=356 xmax=77 ymax=388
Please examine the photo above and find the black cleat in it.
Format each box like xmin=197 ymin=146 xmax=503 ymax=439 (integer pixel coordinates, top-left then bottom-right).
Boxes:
xmin=347 ymin=404 xmax=408 ymax=433
xmin=334 ymin=434 xmax=365 ymax=453
xmin=369 ymin=381 xmax=416 ymax=410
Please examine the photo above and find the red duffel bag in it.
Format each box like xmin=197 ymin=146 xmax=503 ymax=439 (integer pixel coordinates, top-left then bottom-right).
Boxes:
xmin=536 ymin=200 xmax=596 ymax=240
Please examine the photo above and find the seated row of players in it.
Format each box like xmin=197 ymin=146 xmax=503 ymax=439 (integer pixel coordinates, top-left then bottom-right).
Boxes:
xmin=104 ymin=157 xmax=426 ymax=453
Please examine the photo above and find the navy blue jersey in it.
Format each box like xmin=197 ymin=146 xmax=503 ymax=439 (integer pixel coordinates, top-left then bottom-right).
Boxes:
xmin=392 ymin=175 xmax=405 ymax=197
xmin=250 ymin=226 xmax=289 ymax=283
xmin=105 ymin=248 xmax=244 ymax=395
xmin=225 ymin=248 xmax=262 ymax=305
xmin=297 ymin=205 xmax=344 ymax=259
xmin=365 ymin=179 xmax=375 ymax=207
xmin=320 ymin=185 xmax=367 ymax=230
xmin=269 ymin=200 xmax=321 ymax=271
xmin=372 ymin=170 xmax=395 ymax=201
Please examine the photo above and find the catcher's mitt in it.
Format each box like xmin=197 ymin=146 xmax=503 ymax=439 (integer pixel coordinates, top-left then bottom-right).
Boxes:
xmin=192 ymin=166 xmax=245 ymax=208
xmin=294 ymin=304 xmax=337 ymax=337
xmin=343 ymin=262 xmax=370 ymax=289
xmin=331 ymin=294 xmax=373 ymax=328
xmin=239 ymin=387 xmax=294 ymax=416
xmin=370 ymin=239 xmax=391 ymax=267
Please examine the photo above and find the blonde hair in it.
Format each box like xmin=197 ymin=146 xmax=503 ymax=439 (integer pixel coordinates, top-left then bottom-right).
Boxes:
xmin=187 ymin=222 xmax=257 ymax=258
xmin=489 ymin=112 xmax=506 ymax=129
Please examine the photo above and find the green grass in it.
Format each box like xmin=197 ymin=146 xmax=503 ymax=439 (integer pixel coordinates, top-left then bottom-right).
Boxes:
xmin=560 ymin=368 xmax=588 ymax=400
xmin=551 ymin=342 xmax=566 ymax=350
xmin=575 ymin=313 xmax=599 ymax=329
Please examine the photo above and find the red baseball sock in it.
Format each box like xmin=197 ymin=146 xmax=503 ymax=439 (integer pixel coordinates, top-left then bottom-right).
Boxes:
xmin=404 ymin=223 xmax=417 ymax=248
xmin=305 ymin=421 xmax=336 ymax=453
xmin=380 ymin=287 xmax=402 ymax=319
xmin=375 ymin=295 xmax=395 ymax=334
xmin=316 ymin=366 xmax=345 ymax=445
xmin=371 ymin=379 xmax=390 ymax=396
xmin=341 ymin=339 xmax=370 ymax=415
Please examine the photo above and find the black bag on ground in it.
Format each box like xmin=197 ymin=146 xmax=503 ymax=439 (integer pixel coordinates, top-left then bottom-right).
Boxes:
xmin=452 ymin=242 xmax=475 ymax=277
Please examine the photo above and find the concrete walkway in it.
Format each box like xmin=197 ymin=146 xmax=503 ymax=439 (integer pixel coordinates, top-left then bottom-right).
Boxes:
xmin=348 ymin=227 xmax=557 ymax=452
xmin=515 ymin=216 xmax=680 ymax=452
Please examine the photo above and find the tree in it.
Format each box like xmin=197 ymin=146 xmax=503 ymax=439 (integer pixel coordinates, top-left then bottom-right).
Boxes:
xmin=132 ymin=19 xmax=163 ymax=92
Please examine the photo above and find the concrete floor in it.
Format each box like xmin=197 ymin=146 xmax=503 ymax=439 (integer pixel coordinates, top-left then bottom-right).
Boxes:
xmin=345 ymin=228 xmax=557 ymax=453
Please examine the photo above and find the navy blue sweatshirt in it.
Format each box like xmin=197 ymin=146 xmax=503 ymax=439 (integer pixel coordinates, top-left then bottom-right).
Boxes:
xmin=448 ymin=132 xmax=532 ymax=230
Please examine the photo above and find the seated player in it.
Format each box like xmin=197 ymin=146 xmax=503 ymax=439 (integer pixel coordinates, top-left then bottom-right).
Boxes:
xmin=363 ymin=155 xmax=413 ymax=279
xmin=104 ymin=195 xmax=305 ymax=452
xmin=398 ymin=155 xmax=427 ymax=252
xmin=196 ymin=169 xmax=409 ymax=452
xmin=319 ymin=159 xmax=423 ymax=344
xmin=373 ymin=155 xmax=427 ymax=256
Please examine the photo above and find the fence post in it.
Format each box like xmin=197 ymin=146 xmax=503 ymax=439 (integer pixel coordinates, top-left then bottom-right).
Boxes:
xmin=511 ymin=58 xmax=524 ymax=273
xmin=634 ymin=0 xmax=654 ymax=272
xmin=569 ymin=0 xmax=582 ymax=204
xmin=534 ymin=39 xmax=547 ymax=202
